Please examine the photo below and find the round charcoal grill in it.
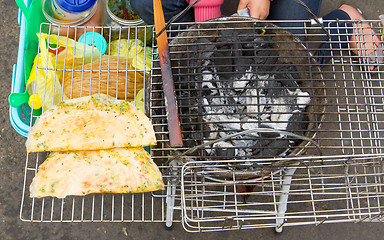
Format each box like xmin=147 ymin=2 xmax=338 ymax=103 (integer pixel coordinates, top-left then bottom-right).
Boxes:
xmin=155 ymin=17 xmax=326 ymax=178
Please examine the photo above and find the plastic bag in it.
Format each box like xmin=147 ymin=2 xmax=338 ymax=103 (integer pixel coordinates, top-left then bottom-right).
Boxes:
xmin=109 ymin=39 xmax=151 ymax=109
xmin=27 ymin=33 xmax=100 ymax=111
xmin=130 ymin=88 xmax=145 ymax=112
xmin=109 ymin=39 xmax=152 ymax=71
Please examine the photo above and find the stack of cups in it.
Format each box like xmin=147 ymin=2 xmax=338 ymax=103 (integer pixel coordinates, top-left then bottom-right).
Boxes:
xmin=186 ymin=0 xmax=224 ymax=22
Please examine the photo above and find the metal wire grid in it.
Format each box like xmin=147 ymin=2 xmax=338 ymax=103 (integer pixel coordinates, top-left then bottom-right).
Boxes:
xmin=180 ymin=154 xmax=384 ymax=232
xmin=150 ymin=19 xmax=325 ymax=163
xmin=149 ymin=19 xmax=384 ymax=159
xmin=20 ymin=23 xmax=176 ymax=222
xmin=148 ymin=19 xmax=384 ymax=230
xmin=19 ymin=19 xmax=384 ymax=229
xmin=20 ymin=151 xmax=174 ymax=222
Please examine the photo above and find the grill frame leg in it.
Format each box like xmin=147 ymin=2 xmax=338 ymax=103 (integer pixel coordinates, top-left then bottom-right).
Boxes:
xmin=275 ymin=162 xmax=300 ymax=233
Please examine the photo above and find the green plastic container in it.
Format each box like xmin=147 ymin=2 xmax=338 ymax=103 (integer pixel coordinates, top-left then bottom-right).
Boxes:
xmin=15 ymin=0 xmax=46 ymax=81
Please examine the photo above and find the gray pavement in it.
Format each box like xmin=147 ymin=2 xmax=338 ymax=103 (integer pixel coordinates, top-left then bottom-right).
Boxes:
xmin=1 ymin=0 xmax=384 ymax=239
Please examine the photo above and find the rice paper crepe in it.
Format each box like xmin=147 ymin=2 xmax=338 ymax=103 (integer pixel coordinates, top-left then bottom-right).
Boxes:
xmin=30 ymin=147 xmax=164 ymax=198
xmin=26 ymin=96 xmax=156 ymax=152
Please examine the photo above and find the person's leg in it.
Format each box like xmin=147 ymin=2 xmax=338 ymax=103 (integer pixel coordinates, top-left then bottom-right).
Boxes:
xmin=267 ymin=0 xmax=322 ymax=35
xmin=338 ymin=4 xmax=383 ymax=70
xmin=319 ymin=5 xmax=383 ymax=68
xmin=317 ymin=8 xmax=352 ymax=64
xmin=131 ymin=0 xmax=194 ymax=25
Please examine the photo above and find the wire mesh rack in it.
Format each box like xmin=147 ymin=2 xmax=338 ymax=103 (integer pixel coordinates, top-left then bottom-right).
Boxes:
xmin=180 ymin=154 xmax=384 ymax=232
xmin=19 ymin=23 xmax=175 ymax=223
xmin=18 ymin=18 xmax=384 ymax=233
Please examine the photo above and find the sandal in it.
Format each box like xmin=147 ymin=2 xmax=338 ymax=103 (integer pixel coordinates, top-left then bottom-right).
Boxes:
xmin=339 ymin=4 xmax=384 ymax=70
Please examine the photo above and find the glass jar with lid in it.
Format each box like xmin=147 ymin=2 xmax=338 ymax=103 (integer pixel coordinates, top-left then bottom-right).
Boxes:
xmin=43 ymin=0 xmax=104 ymax=40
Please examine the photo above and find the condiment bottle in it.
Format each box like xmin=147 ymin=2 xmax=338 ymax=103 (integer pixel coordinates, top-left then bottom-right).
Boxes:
xmin=186 ymin=0 xmax=224 ymax=22
xmin=103 ymin=0 xmax=151 ymax=42
xmin=43 ymin=0 xmax=104 ymax=40
xmin=52 ymin=0 xmax=97 ymax=22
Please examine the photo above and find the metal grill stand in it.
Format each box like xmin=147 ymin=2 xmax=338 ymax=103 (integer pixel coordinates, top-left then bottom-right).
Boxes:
xmin=179 ymin=154 xmax=384 ymax=232
xmin=275 ymin=163 xmax=299 ymax=232
xmin=18 ymin=19 xmax=384 ymax=233
xmin=150 ymin=18 xmax=384 ymax=232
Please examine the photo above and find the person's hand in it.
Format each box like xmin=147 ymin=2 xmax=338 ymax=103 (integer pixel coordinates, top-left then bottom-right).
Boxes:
xmin=237 ymin=0 xmax=270 ymax=20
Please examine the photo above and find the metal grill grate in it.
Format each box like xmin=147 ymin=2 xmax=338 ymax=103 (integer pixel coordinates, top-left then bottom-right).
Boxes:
xmin=19 ymin=23 xmax=175 ymax=223
xmin=19 ymin=19 xmax=384 ymax=232
xmin=150 ymin=18 xmax=384 ymax=161
xmin=149 ymin=18 xmax=384 ymax=231
xmin=180 ymin=154 xmax=384 ymax=232
xmin=21 ymin=151 xmax=172 ymax=222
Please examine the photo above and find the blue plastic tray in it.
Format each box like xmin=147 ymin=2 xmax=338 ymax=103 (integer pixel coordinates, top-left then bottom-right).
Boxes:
xmin=9 ymin=2 xmax=32 ymax=138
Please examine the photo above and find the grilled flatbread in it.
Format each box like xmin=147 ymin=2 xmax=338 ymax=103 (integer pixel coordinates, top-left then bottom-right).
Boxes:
xmin=26 ymin=96 xmax=156 ymax=152
xmin=30 ymin=147 xmax=164 ymax=198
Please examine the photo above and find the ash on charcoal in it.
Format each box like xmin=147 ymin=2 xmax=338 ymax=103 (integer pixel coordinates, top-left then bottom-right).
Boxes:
xmin=174 ymin=29 xmax=311 ymax=160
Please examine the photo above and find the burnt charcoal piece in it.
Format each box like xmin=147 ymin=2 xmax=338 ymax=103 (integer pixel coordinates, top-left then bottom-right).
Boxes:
xmin=215 ymin=29 xmax=240 ymax=47
xmin=183 ymin=130 xmax=205 ymax=149
xmin=202 ymin=87 xmax=214 ymax=96
xmin=251 ymin=138 xmax=274 ymax=156
xmin=176 ymin=79 xmax=197 ymax=91
xmin=170 ymin=38 xmax=216 ymax=77
xmin=258 ymin=139 xmax=290 ymax=157
xmin=173 ymin=29 xmax=312 ymax=161
xmin=178 ymin=93 xmax=198 ymax=114
xmin=263 ymin=80 xmax=283 ymax=97
xmin=259 ymin=126 xmax=281 ymax=139
xmin=189 ymin=38 xmax=217 ymax=61
xmin=248 ymin=36 xmax=276 ymax=73
xmin=233 ymin=54 xmax=252 ymax=79
xmin=286 ymin=112 xmax=309 ymax=139
xmin=256 ymin=54 xmax=278 ymax=73
xmin=214 ymin=30 xmax=276 ymax=79
xmin=215 ymin=147 xmax=236 ymax=160
xmin=216 ymin=29 xmax=271 ymax=49
xmin=170 ymin=43 xmax=201 ymax=75
xmin=211 ymin=45 xmax=234 ymax=79
xmin=179 ymin=95 xmax=198 ymax=108
xmin=202 ymin=124 xmax=213 ymax=138
xmin=274 ymin=64 xmax=301 ymax=87
xmin=197 ymin=38 xmax=216 ymax=54
xmin=183 ymin=138 xmax=200 ymax=149
xmin=242 ymin=35 xmax=272 ymax=51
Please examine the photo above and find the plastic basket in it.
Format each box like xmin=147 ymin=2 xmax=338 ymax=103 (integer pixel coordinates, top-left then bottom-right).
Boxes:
xmin=10 ymin=0 xmax=45 ymax=137
xmin=10 ymin=6 xmax=31 ymax=137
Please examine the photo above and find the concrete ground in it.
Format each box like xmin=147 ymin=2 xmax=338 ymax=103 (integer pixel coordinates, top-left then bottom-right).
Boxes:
xmin=1 ymin=0 xmax=384 ymax=239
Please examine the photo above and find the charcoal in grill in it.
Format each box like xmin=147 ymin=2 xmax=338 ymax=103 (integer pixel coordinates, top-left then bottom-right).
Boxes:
xmin=155 ymin=17 xmax=326 ymax=175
